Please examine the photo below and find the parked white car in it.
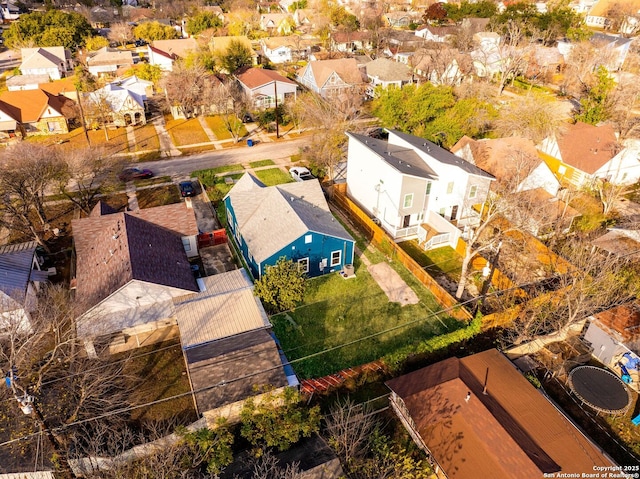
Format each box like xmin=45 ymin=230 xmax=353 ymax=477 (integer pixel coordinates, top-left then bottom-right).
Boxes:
xmin=290 ymin=166 xmax=315 ymax=182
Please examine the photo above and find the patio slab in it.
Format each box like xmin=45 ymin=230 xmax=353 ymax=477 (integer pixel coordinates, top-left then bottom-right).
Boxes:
xmin=367 ymin=261 xmax=419 ymax=306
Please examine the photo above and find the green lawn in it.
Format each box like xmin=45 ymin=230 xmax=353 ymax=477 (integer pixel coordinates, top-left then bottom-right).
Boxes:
xmin=249 ymin=159 xmax=275 ymax=168
xmin=133 ymin=123 xmax=160 ymax=152
xmin=271 ymin=259 xmax=459 ymax=378
xmin=193 ymin=165 xmax=245 ymax=187
xmin=197 ymin=173 xmax=244 ymax=204
xmin=399 ymin=241 xmax=463 ymax=281
xmin=132 ymin=175 xmax=172 ymax=188
xmin=205 ymin=115 xmax=248 ymax=140
xmin=254 ymin=167 xmax=293 ymax=186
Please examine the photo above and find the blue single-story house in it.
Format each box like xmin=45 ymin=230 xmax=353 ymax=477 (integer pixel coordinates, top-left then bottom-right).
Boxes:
xmin=224 ymin=173 xmax=355 ymax=278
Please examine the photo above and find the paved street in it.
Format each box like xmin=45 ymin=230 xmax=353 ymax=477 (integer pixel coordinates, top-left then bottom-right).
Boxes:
xmin=134 ymin=136 xmax=311 ymax=177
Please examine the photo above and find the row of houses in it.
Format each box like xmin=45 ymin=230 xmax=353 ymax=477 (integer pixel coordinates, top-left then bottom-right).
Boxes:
xmin=344 ymin=122 xmax=640 ymax=249
xmin=4 ymin=124 xmax=639 ymax=476
xmin=3 ymin=174 xmax=354 ymax=428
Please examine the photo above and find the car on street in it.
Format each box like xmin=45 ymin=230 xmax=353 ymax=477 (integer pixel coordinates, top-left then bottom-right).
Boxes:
xmin=179 ymin=180 xmax=196 ymax=197
xmin=119 ymin=167 xmax=153 ymax=182
xmin=290 ymin=166 xmax=315 ymax=182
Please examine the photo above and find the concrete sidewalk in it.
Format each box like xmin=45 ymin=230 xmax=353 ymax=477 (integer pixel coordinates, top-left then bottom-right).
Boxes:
xmin=118 ymin=117 xmax=310 ymax=160
xmin=152 ymin=117 xmax=182 ymax=157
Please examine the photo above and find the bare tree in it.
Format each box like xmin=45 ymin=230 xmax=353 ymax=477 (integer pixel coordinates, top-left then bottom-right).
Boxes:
xmin=70 ymin=420 xmax=231 ymax=479
xmin=454 ymin=151 xmax=555 ymax=300
xmin=452 ymin=21 xmax=477 ymax=52
xmin=163 ymin=62 xmax=221 ymax=119
xmin=57 ymin=147 xmax=126 ymax=215
xmin=0 ymin=144 xmax=66 ymax=250
xmin=412 ymin=46 xmax=467 ymax=86
xmin=0 ymin=286 xmax=82 ymax=477
xmin=495 ymin=21 xmax=532 ymax=96
xmin=0 ymin=284 xmax=130 ymax=477
xmin=324 ymin=397 xmax=376 ymax=465
xmin=248 ymin=449 xmax=304 ymax=479
xmin=561 ymin=40 xmax=617 ymax=97
xmin=84 ymin=88 xmax=115 ymax=141
xmin=291 ymin=92 xmax=360 ymax=182
xmin=503 ymin=237 xmax=639 ymax=345
xmin=605 ymin=1 xmax=640 ymax=36
xmin=608 ymin=76 xmax=640 ymax=139
xmin=210 ymin=77 xmax=250 ymax=143
xmin=108 ymin=22 xmax=134 ymax=47
xmin=494 ymin=93 xmax=566 ymax=143
xmin=596 ymin=178 xmax=627 ymax=216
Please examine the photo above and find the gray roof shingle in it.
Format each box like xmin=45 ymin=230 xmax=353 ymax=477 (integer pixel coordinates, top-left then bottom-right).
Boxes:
xmin=347 ymin=131 xmax=438 ymax=179
xmin=388 ymin=129 xmax=495 ymax=178
xmin=227 ymin=174 xmax=354 ymax=264
xmin=185 ymin=328 xmax=288 ymax=412
xmin=0 ymin=241 xmax=39 ymax=304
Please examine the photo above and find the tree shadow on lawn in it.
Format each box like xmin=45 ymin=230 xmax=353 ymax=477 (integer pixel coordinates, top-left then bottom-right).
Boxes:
xmin=272 ymin=262 xmax=459 ymax=379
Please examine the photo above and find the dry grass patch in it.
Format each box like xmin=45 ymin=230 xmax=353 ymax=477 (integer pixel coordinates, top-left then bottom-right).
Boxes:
xmin=24 ymin=127 xmax=87 ymax=148
xmin=133 ymin=123 xmax=160 ymax=151
xmin=121 ymin=342 xmax=196 ymax=423
xmin=178 ymin=144 xmax=217 ymax=155
xmin=87 ymin=128 xmax=130 ymax=153
xmin=164 ymin=117 xmax=209 ymax=146
xmin=137 ymin=184 xmax=182 ymax=208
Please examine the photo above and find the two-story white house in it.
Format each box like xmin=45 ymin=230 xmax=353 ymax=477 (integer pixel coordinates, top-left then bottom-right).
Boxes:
xmin=20 ymin=47 xmax=73 ymax=80
xmin=346 ymin=129 xmax=494 ymax=249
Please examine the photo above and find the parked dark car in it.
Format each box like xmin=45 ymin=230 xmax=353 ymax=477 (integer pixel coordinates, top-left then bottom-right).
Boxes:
xmin=119 ymin=167 xmax=153 ymax=182
xmin=179 ymin=180 xmax=195 ymax=197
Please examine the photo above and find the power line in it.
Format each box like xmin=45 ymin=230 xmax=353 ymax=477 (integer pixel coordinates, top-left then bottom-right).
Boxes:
xmin=0 ymin=271 xmax=567 ymax=450
xmin=2 ymin=244 xmax=633 ymax=449
xmin=0 ymin=295 xmax=478 ymax=449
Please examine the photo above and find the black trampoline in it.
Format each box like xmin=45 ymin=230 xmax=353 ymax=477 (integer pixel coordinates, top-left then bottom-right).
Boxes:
xmin=568 ymin=366 xmax=632 ymax=415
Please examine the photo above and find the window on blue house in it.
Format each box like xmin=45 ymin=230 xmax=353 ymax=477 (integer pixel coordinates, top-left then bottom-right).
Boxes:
xmin=298 ymin=257 xmax=309 ymax=273
xmin=331 ymin=250 xmax=341 ymax=266
xmin=305 ymin=234 xmax=312 ymax=244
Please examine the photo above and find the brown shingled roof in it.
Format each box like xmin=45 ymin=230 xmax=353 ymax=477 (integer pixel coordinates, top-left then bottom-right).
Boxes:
xmin=72 ymin=203 xmax=198 ymax=312
xmin=308 ymin=58 xmax=365 ymax=87
xmin=235 ymin=67 xmax=296 ymax=89
xmin=129 ymin=202 xmax=199 ymax=237
xmin=39 ymin=77 xmax=77 ymax=96
xmin=0 ymin=89 xmax=65 ymax=123
xmin=452 ymin=136 xmax=541 ymax=185
xmin=185 ymin=329 xmax=288 ymax=412
xmin=591 ymin=303 xmax=640 ymax=343
xmin=386 ymin=349 xmax=613 ymax=478
xmin=556 ymin=122 xmax=619 ymax=174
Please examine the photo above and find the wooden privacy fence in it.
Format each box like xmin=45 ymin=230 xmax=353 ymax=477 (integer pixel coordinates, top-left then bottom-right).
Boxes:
xmin=331 ymin=187 xmax=473 ymax=322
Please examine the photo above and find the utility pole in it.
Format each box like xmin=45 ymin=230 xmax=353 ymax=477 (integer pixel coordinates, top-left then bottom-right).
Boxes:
xmin=75 ymin=86 xmax=91 ymax=147
xmin=3 ymin=367 xmax=75 ymax=478
xmin=273 ymin=80 xmax=279 ymax=139
xmin=480 ymin=241 xmax=502 ymax=298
